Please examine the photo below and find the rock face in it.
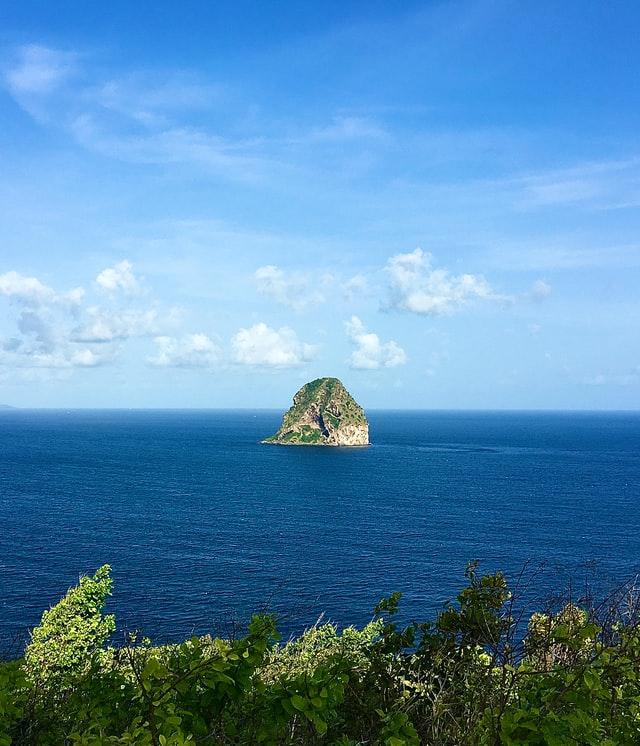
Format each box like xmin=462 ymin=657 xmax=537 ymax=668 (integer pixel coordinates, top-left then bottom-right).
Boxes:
xmin=263 ymin=377 xmax=369 ymax=446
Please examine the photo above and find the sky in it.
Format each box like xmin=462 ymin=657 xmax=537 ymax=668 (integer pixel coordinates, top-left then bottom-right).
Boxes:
xmin=0 ymin=0 xmax=639 ymax=409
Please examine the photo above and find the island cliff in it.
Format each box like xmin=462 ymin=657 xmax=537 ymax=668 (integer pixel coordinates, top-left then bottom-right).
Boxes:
xmin=262 ymin=377 xmax=369 ymax=446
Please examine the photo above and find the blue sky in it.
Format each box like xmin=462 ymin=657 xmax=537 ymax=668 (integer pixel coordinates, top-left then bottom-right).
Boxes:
xmin=0 ymin=0 xmax=639 ymax=408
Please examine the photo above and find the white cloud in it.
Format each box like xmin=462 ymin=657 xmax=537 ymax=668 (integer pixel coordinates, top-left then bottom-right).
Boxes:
xmin=0 ymin=345 xmax=109 ymax=370
xmin=95 ymin=260 xmax=140 ymax=294
xmin=231 ymin=323 xmax=316 ymax=367
xmin=254 ymin=265 xmax=325 ymax=311
xmin=71 ymin=115 xmax=271 ymax=184
xmin=64 ymin=287 xmax=86 ymax=305
xmin=72 ymin=307 xmax=164 ymax=342
xmin=345 ymin=315 xmax=406 ymax=370
xmin=0 ymin=270 xmax=57 ymax=305
xmin=92 ymin=74 xmax=221 ymax=127
xmin=0 ymin=264 xmax=188 ymax=376
xmin=5 ymin=42 xmax=271 ymax=184
xmin=17 ymin=310 xmax=56 ymax=352
xmin=66 ymin=348 xmax=106 ymax=367
xmin=385 ymin=248 xmax=505 ymax=315
xmin=524 ymin=178 xmax=601 ymax=207
xmin=148 ymin=333 xmax=222 ymax=368
xmin=530 ymin=279 xmax=552 ymax=300
xmin=0 ymin=270 xmax=84 ymax=308
xmin=4 ymin=44 xmax=76 ymax=96
xmin=515 ymin=158 xmax=640 ymax=209
xmin=0 ymin=265 xmax=158 ymax=373
xmin=342 ymin=274 xmax=369 ymax=300
xmin=0 ymin=268 xmax=108 ymax=373
xmin=0 ymin=308 xmax=109 ymax=369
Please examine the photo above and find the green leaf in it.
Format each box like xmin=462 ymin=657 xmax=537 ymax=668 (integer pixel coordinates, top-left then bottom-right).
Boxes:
xmin=291 ymin=694 xmax=307 ymax=711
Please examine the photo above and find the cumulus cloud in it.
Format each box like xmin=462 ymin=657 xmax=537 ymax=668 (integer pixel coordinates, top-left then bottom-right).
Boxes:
xmin=231 ymin=323 xmax=316 ymax=367
xmin=342 ymin=274 xmax=369 ymax=301
xmin=17 ymin=310 xmax=56 ymax=352
xmin=72 ymin=307 xmax=163 ymax=342
xmin=0 ymin=270 xmax=84 ymax=306
xmin=254 ymin=265 xmax=326 ymax=311
xmin=385 ymin=249 xmax=505 ymax=315
xmin=148 ymin=333 xmax=222 ymax=368
xmin=0 ymin=344 xmax=109 ymax=370
xmin=2 ymin=338 xmax=21 ymax=353
xmin=61 ymin=348 xmax=107 ymax=368
xmin=95 ymin=260 xmax=140 ymax=294
xmin=0 ymin=264 xmax=162 ymax=374
xmin=0 ymin=266 xmax=100 ymax=373
xmin=0 ymin=271 xmax=89 ymax=375
xmin=0 ymin=270 xmax=58 ymax=305
xmin=344 ymin=316 xmax=406 ymax=370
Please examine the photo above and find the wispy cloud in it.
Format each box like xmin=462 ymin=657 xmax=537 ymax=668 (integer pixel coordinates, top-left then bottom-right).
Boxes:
xmin=6 ymin=39 xmax=640 ymax=214
xmin=583 ymin=367 xmax=640 ymax=387
xmin=90 ymin=73 xmax=223 ymax=127
xmin=4 ymin=44 xmax=77 ymax=96
xmin=488 ymin=243 xmax=640 ymax=272
xmin=70 ymin=115 xmax=273 ymax=183
xmin=303 ymin=116 xmax=387 ymax=143
xmin=515 ymin=157 xmax=640 ymax=210
xmin=3 ymin=44 xmax=275 ymax=183
xmin=529 ymin=280 xmax=552 ymax=301
xmin=254 ymin=265 xmax=328 ymax=310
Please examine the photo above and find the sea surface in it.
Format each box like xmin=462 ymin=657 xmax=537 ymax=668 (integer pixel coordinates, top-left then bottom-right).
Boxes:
xmin=1 ymin=409 xmax=639 ymax=653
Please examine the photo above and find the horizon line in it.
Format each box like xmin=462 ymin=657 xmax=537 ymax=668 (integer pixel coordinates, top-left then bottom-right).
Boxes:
xmin=1 ymin=406 xmax=640 ymax=414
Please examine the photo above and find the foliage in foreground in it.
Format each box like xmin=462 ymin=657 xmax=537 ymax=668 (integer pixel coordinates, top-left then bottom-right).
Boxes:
xmin=2 ymin=564 xmax=640 ymax=744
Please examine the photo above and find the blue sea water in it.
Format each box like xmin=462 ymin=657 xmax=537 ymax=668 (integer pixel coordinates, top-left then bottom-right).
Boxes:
xmin=1 ymin=409 xmax=639 ymax=653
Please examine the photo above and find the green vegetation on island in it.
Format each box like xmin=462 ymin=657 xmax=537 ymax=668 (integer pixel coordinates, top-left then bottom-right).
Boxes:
xmin=3 ymin=564 xmax=640 ymax=744
xmin=263 ymin=378 xmax=369 ymax=446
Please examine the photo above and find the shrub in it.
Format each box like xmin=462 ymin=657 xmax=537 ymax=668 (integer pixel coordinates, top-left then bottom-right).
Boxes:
xmin=23 ymin=565 xmax=115 ymax=696
xmin=2 ymin=563 xmax=640 ymax=744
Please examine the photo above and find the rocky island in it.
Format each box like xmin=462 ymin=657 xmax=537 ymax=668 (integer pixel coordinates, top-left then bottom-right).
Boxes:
xmin=262 ymin=377 xmax=369 ymax=446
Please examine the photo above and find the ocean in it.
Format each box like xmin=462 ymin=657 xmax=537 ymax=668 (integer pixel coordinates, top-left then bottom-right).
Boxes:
xmin=1 ymin=409 xmax=639 ymax=653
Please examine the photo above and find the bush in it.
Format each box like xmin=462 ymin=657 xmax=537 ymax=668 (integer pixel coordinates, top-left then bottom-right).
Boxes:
xmin=2 ymin=564 xmax=640 ymax=744
xmin=23 ymin=564 xmax=115 ymax=696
